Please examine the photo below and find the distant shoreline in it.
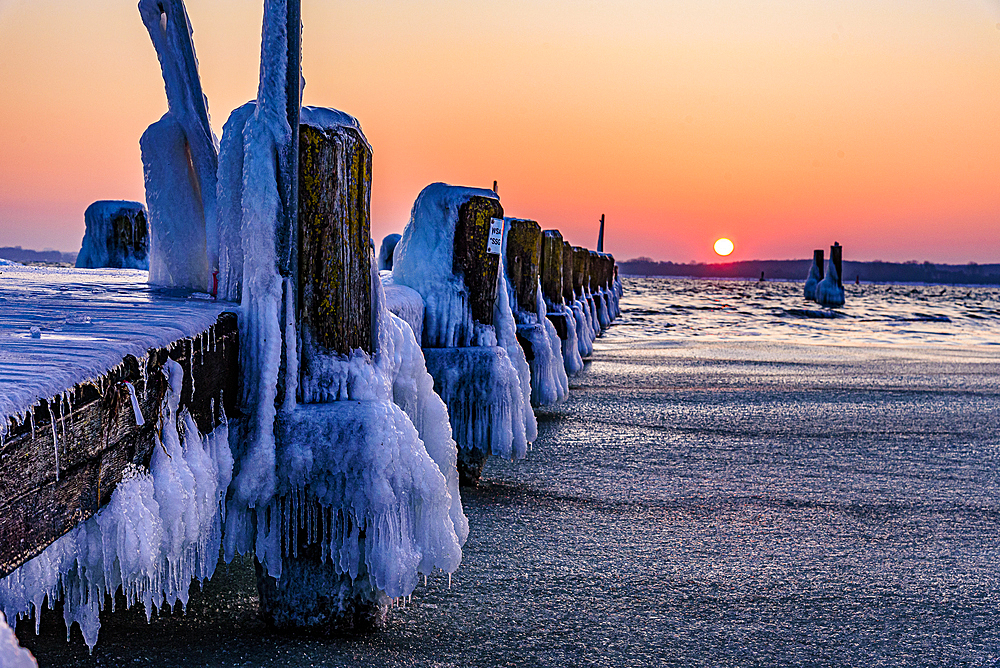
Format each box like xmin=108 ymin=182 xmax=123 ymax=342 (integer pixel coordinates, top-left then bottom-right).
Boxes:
xmin=620 ymin=258 xmax=1000 ymax=286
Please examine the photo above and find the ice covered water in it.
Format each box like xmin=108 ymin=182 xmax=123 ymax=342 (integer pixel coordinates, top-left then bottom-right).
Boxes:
xmin=17 ymin=277 xmax=1000 ymax=666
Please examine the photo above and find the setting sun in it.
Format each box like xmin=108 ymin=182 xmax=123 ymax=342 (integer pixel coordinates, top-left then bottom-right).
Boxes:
xmin=714 ymin=238 xmax=735 ymax=257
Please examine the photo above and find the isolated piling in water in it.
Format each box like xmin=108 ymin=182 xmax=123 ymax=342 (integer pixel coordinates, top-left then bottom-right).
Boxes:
xmin=456 ymin=196 xmax=504 ymax=326
xmin=297 ymin=122 xmax=373 ymax=363
xmin=831 ymin=242 xmax=843 ymax=289
xmin=561 ymin=240 xmax=575 ymax=304
xmin=540 ymin=230 xmax=565 ymax=308
xmin=597 ymin=213 xmax=605 ymax=252
xmin=505 ymin=219 xmax=542 ymax=314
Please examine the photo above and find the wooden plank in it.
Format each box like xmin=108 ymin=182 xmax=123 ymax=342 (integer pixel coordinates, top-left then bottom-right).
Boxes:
xmin=454 ymin=196 xmax=504 ymax=327
xmin=540 ymin=230 xmax=564 ymax=309
xmin=504 ymin=219 xmax=541 ymax=314
xmin=0 ymin=312 xmax=239 ymax=579
xmin=297 ymin=122 xmax=373 ymax=359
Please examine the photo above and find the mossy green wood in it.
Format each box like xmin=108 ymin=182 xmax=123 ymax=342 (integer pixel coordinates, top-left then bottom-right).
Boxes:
xmin=572 ymin=246 xmax=590 ymax=298
xmin=455 ymin=196 xmax=504 ymax=327
xmin=505 ymin=219 xmax=542 ymax=314
xmin=561 ymin=240 xmax=575 ymax=304
xmin=298 ymin=123 xmax=373 ymax=359
xmin=588 ymin=250 xmax=600 ymax=293
xmin=540 ymin=230 xmax=564 ymax=308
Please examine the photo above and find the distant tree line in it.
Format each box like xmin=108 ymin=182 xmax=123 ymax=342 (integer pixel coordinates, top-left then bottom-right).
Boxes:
xmin=0 ymin=246 xmax=77 ymax=265
xmin=620 ymin=258 xmax=1000 ymax=286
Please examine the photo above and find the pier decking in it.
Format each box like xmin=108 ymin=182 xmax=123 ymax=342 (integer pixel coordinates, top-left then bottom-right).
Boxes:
xmin=0 ymin=265 xmax=238 ymax=578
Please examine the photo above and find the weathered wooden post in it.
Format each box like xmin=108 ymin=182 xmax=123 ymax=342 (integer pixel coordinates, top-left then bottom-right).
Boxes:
xmin=561 ymin=240 xmax=575 ymax=306
xmin=831 ymin=242 xmax=843 ymax=289
xmin=255 ymin=113 xmax=381 ymax=629
xmin=572 ymin=246 xmax=589 ymax=301
xmin=805 ymin=249 xmax=824 ymax=301
xmin=590 ymin=250 xmax=610 ymax=331
xmin=597 ymin=213 xmax=605 ymax=252
xmin=505 ymin=219 xmax=542 ymax=315
xmin=541 ymin=230 xmax=566 ymax=338
xmin=456 ymin=197 xmax=504 ymax=330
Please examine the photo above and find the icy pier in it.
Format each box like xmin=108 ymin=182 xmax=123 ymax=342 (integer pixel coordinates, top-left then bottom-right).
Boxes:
xmin=0 ymin=265 xmax=237 ymax=579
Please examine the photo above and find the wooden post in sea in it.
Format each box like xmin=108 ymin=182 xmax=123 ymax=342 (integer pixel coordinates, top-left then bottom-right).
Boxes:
xmin=505 ymin=219 xmax=542 ymax=315
xmin=597 ymin=213 xmax=605 ymax=252
xmin=540 ymin=230 xmax=568 ymax=339
xmin=831 ymin=242 xmax=843 ymax=289
xmin=456 ymin=197 xmax=504 ymax=327
xmin=572 ymin=246 xmax=589 ymax=300
xmin=561 ymin=240 xmax=575 ymax=306
xmin=814 ymin=250 xmax=825 ymax=281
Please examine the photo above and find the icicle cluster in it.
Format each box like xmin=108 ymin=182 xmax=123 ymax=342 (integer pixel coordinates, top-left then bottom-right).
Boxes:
xmin=0 ymin=359 xmax=233 ymax=650
xmin=0 ymin=612 xmax=36 ymax=668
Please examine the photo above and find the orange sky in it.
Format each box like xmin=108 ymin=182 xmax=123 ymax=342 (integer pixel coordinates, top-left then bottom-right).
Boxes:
xmin=0 ymin=0 xmax=998 ymax=263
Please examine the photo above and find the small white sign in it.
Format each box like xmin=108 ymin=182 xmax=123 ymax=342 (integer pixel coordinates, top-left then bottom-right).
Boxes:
xmin=486 ymin=217 xmax=504 ymax=255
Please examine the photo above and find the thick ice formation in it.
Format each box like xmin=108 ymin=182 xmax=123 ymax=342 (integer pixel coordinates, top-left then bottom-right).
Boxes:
xmin=815 ymin=260 xmax=846 ymax=308
xmin=139 ymin=0 xmax=219 ymax=291
xmin=378 ymin=233 xmax=402 ymax=271
xmin=0 ymin=612 xmax=36 ymax=668
xmin=381 ymin=272 xmax=424 ymax=344
xmin=392 ymin=183 xmax=536 ymax=463
xmin=0 ymin=359 xmax=232 ymax=650
xmin=76 ymin=201 xmax=149 ymax=270
xmin=804 ymin=256 xmax=823 ymax=301
xmin=213 ymin=26 xmax=465 ymax=598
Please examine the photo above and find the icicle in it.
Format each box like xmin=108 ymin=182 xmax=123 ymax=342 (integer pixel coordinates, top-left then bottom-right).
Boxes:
xmin=448 ymin=573 xmax=452 ymax=589
xmin=49 ymin=400 xmax=60 ymax=481
xmin=29 ymin=408 xmax=35 ymax=440
xmin=282 ymin=277 xmax=298 ymax=411
xmin=188 ymin=338 xmax=196 ymax=397
xmin=124 ymin=382 xmax=146 ymax=426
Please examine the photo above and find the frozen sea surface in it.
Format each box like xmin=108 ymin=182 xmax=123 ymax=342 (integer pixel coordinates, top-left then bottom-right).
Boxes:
xmin=17 ymin=277 xmax=1000 ymax=666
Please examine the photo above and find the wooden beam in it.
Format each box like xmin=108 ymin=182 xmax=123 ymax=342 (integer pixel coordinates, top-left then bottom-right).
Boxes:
xmin=561 ymin=240 xmax=575 ymax=304
xmin=540 ymin=230 xmax=564 ymax=308
xmin=0 ymin=312 xmax=239 ymax=579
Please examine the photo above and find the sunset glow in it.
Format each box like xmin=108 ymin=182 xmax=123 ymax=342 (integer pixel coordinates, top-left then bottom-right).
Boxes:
xmin=1 ymin=1 xmax=999 ymax=263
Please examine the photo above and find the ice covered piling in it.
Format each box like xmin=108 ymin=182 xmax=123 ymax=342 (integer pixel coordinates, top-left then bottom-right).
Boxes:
xmin=814 ymin=243 xmax=845 ymax=308
xmin=217 ymin=91 xmax=466 ymax=626
xmin=139 ymin=0 xmax=219 ymax=290
xmin=76 ymin=201 xmax=149 ymax=270
xmin=504 ymin=219 xmax=569 ymax=406
xmin=393 ymin=184 xmax=536 ymax=485
xmin=804 ymin=249 xmax=824 ymax=301
xmin=571 ymin=246 xmax=597 ymax=356
xmin=378 ymin=233 xmax=402 ymax=271
xmin=540 ymin=230 xmax=584 ymax=376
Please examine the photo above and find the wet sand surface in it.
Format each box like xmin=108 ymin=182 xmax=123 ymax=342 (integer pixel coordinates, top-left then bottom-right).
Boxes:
xmin=19 ymin=332 xmax=1000 ymax=667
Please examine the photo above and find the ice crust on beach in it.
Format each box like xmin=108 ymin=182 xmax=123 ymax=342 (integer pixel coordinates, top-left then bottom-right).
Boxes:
xmin=0 ymin=359 xmax=232 ymax=650
xmin=76 ymin=201 xmax=149 ymax=270
xmin=392 ymin=183 xmax=536 ymax=460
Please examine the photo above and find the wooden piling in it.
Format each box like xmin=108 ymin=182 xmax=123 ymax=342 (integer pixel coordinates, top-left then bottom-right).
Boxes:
xmin=814 ymin=250 xmax=825 ymax=280
xmin=540 ymin=230 xmax=564 ymax=308
xmin=831 ymin=243 xmax=843 ymax=288
xmin=561 ymin=240 xmax=575 ymax=305
xmin=504 ymin=219 xmax=542 ymax=314
xmin=588 ymin=251 xmax=600 ymax=294
xmin=455 ymin=196 xmax=504 ymax=326
xmin=572 ymin=246 xmax=590 ymax=298
xmin=297 ymin=122 xmax=374 ymax=361
xmin=0 ymin=313 xmax=239 ymax=579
